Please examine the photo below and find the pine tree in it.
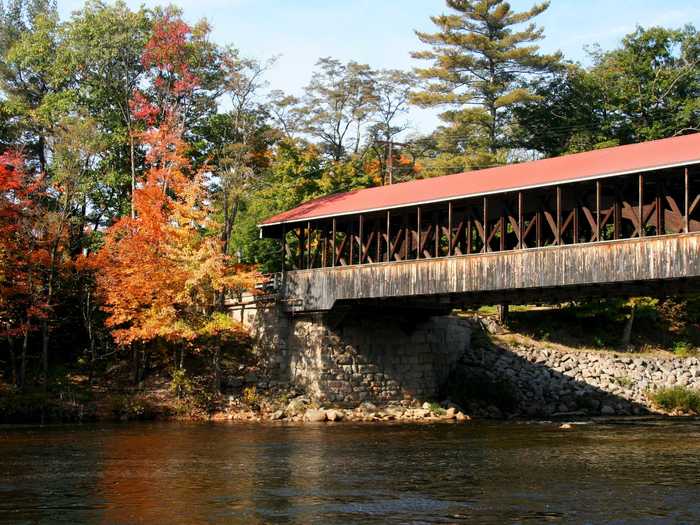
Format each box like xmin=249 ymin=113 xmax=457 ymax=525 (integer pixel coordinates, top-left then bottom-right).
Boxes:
xmin=412 ymin=0 xmax=561 ymax=169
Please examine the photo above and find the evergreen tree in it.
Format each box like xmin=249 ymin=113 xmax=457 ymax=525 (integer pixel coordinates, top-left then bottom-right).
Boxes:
xmin=411 ymin=0 xmax=561 ymax=169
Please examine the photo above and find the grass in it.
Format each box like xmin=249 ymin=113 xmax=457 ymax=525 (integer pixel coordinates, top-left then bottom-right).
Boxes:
xmin=672 ymin=341 xmax=698 ymax=358
xmin=428 ymin=402 xmax=446 ymax=415
xmin=649 ymin=386 xmax=700 ymax=414
xmin=614 ymin=376 xmax=635 ymax=388
xmin=466 ymin=296 xmax=700 ymax=353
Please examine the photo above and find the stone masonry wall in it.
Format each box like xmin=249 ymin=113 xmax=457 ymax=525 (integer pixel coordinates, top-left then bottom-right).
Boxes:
xmin=282 ymin=313 xmax=471 ymax=404
xmin=238 ymin=302 xmax=699 ymax=415
xmin=463 ymin=340 xmax=700 ymax=417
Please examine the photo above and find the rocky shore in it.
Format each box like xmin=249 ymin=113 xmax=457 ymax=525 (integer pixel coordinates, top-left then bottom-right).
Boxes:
xmin=462 ymin=337 xmax=700 ymax=417
xmin=212 ymin=397 xmax=471 ymax=424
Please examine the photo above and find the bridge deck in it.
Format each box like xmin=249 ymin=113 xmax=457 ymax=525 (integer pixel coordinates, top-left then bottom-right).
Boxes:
xmin=282 ymin=233 xmax=700 ymax=312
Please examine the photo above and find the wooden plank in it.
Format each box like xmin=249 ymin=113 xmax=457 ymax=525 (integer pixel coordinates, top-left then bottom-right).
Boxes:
xmin=499 ymin=212 xmax=506 ymax=251
xmin=639 ymin=174 xmax=644 ymax=237
xmin=685 ymin=167 xmax=690 ymax=233
xmin=336 ymin=234 xmax=347 ymax=266
xmin=466 ymin=216 xmax=473 ymax=254
xmin=596 ymin=180 xmax=601 ymax=242
xmin=448 ymin=201 xmax=453 ymax=256
xmin=331 ymin=218 xmax=336 ymax=267
xmin=307 ymin=221 xmax=312 ymax=269
xmin=403 ymin=212 xmax=409 ymax=261
xmin=417 ymin=206 xmax=421 ymax=260
xmin=283 ymin=233 xmax=700 ymax=312
xmin=386 ymin=211 xmax=391 ymax=262
xmin=518 ymin=191 xmax=524 ymax=249
xmin=434 ymin=211 xmax=439 ymax=257
xmin=483 ymin=197 xmax=489 ymax=253
xmin=362 ymin=230 xmax=375 ymax=263
xmin=281 ymin=223 xmax=287 ymax=271
xmin=298 ymin=226 xmax=305 ymax=269
xmin=556 ymin=186 xmax=562 ymax=245
xmin=358 ymin=215 xmax=363 ymax=264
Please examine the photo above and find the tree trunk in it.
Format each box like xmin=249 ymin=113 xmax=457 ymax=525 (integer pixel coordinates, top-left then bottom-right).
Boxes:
xmin=6 ymin=333 xmax=17 ymax=387
xmin=129 ymin=129 xmax=137 ymax=219
xmin=41 ymin=320 xmax=49 ymax=391
xmin=20 ymin=327 xmax=28 ymax=390
xmin=132 ymin=345 xmax=140 ymax=385
xmin=497 ymin=303 xmax=509 ymax=325
xmin=212 ymin=347 xmax=221 ymax=393
xmin=621 ymin=304 xmax=636 ymax=349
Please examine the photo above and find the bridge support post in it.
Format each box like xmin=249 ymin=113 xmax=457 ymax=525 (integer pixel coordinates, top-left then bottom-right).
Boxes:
xmin=498 ymin=303 xmax=509 ymax=325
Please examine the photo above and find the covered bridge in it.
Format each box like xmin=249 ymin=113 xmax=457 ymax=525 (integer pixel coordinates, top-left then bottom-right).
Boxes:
xmin=259 ymin=134 xmax=700 ymax=313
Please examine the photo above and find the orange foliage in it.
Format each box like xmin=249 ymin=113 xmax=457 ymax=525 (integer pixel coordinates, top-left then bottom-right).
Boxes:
xmin=94 ymin=16 xmax=258 ymax=349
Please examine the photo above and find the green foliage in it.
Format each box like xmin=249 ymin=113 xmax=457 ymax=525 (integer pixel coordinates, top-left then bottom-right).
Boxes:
xmin=516 ymin=25 xmax=700 ymax=156
xmin=649 ymin=386 xmax=700 ymax=414
xmin=242 ymin=385 xmax=259 ymax=408
xmin=169 ymin=368 xmax=220 ymax=417
xmin=482 ymin=297 xmax=700 ymax=352
xmin=0 ymin=389 xmax=93 ymax=423
xmin=412 ymin=0 xmax=561 ymax=165
xmin=672 ymin=341 xmax=696 ymax=357
xmin=428 ymin=402 xmax=446 ymax=415
xmin=614 ymin=376 xmax=635 ymax=389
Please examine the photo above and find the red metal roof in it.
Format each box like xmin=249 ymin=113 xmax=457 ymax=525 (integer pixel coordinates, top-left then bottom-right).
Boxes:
xmin=260 ymin=133 xmax=700 ymax=226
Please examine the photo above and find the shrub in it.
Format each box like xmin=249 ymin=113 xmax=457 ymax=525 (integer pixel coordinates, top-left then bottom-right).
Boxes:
xmin=672 ymin=341 xmax=696 ymax=357
xmin=169 ymin=369 xmax=220 ymax=418
xmin=110 ymin=394 xmax=158 ymax=421
xmin=243 ymin=386 xmax=260 ymax=409
xmin=649 ymin=386 xmax=700 ymax=414
xmin=428 ymin=402 xmax=446 ymax=415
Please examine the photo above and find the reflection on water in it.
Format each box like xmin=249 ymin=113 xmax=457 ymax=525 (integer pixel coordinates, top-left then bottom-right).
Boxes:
xmin=1 ymin=419 xmax=699 ymax=524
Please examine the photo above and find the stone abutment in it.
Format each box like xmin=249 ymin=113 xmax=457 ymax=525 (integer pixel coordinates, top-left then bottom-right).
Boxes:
xmin=236 ymin=301 xmax=700 ymax=416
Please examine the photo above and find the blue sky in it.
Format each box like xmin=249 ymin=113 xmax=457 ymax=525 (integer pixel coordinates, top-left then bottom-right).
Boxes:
xmin=58 ymin=0 xmax=700 ymax=135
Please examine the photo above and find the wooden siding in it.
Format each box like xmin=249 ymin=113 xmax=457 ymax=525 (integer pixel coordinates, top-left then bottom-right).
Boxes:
xmin=282 ymin=232 xmax=700 ymax=312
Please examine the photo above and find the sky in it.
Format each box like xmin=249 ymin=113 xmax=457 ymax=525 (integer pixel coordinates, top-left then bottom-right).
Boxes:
xmin=58 ymin=0 xmax=700 ymax=136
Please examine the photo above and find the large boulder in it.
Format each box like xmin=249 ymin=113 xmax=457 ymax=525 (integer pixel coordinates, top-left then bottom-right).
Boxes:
xmin=304 ymin=409 xmax=327 ymax=422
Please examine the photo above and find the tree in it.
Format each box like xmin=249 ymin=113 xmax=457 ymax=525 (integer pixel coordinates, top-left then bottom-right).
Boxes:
xmin=95 ymin=15 xmax=257 ymax=384
xmin=61 ymin=0 xmax=152 ymax=220
xmin=300 ymin=57 xmax=376 ymax=161
xmin=411 ymin=0 xmax=561 ymax=168
xmin=198 ymin=51 xmax=276 ymax=260
xmin=512 ymin=65 xmax=613 ymax=157
xmin=589 ymin=25 xmax=700 ymax=144
xmin=369 ymin=69 xmax=416 ymax=143
xmin=514 ymin=25 xmax=700 ymax=157
xmin=0 ymin=0 xmax=69 ymax=173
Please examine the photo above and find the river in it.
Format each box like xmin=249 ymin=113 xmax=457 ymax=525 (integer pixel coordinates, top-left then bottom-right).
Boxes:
xmin=1 ymin=419 xmax=699 ymax=524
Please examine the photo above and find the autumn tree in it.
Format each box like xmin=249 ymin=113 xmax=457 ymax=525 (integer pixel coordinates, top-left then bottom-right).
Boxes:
xmin=95 ymin=14 xmax=257 ymax=385
xmin=412 ymin=0 xmax=561 ymax=170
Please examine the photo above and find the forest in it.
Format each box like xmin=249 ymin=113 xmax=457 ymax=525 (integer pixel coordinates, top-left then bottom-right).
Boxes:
xmin=1 ymin=0 xmax=700 ymax=418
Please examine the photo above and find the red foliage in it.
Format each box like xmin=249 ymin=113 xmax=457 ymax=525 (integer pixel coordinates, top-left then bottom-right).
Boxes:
xmin=94 ymin=16 xmax=258 ymax=348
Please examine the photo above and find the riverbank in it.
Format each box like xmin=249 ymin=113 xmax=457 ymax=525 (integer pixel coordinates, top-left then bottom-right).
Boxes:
xmin=3 ymin=306 xmax=700 ymax=425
